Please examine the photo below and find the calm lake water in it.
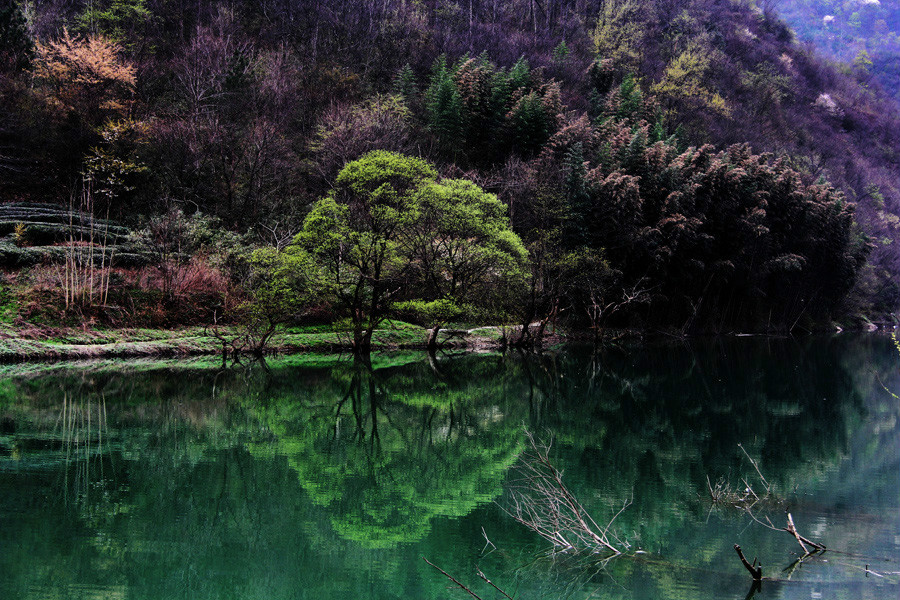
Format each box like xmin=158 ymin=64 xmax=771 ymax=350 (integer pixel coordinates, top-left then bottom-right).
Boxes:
xmin=0 ymin=335 xmax=897 ymax=600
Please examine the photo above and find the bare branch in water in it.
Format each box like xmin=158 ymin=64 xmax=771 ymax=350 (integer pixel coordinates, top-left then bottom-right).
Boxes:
xmin=502 ymin=429 xmax=627 ymax=555
xmin=734 ymin=544 xmax=762 ymax=581
xmin=738 ymin=443 xmax=770 ymax=493
xmin=422 ymin=557 xmax=484 ymax=600
xmin=706 ymin=446 xmax=780 ymax=510
xmin=480 ymin=527 xmax=496 ymax=555
xmin=743 ymin=509 xmax=826 ymax=558
xmin=475 ymin=568 xmax=514 ymax=600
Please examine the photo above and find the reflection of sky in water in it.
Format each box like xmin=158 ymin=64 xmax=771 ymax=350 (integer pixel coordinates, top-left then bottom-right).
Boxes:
xmin=0 ymin=335 xmax=896 ymax=600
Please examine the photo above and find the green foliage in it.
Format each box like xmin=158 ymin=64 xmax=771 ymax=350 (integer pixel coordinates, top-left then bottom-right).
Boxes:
xmin=239 ymin=246 xmax=315 ymax=350
xmin=425 ymin=56 xmax=464 ymax=154
xmin=741 ymin=63 xmax=792 ymax=111
xmin=74 ymin=0 xmax=152 ymax=47
xmin=651 ymin=41 xmax=730 ymax=117
xmin=409 ymin=178 xmax=528 ymax=307
xmin=135 ymin=209 xmax=231 ymax=263
xmin=294 ymin=151 xmax=441 ymax=349
xmin=853 ymin=48 xmax=874 ymax=74
xmin=291 ymin=151 xmax=525 ymax=350
xmin=592 ymin=73 xmax=658 ymax=129
xmin=507 ymin=56 xmax=531 ymax=90
xmin=592 ymin=0 xmax=645 ymax=72
xmin=562 ymin=142 xmax=590 ymax=246
xmin=82 ymin=120 xmax=149 ymax=208
xmin=453 ymin=55 xmax=497 ymax=157
xmin=0 ymin=0 xmax=32 ymax=71
xmin=423 ymin=54 xmax=558 ymax=164
xmin=507 ymin=91 xmax=551 ymax=156
xmin=392 ymin=298 xmax=463 ymax=326
xmin=552 ymin=40 xmax=570 ymax=63
xmin=392 ymin=63 xmax=416 ymax=99
xmin=617 ymin=74 xmax=643 ymax=119
xmin=333 ymin=148 xmax=436 ymax=200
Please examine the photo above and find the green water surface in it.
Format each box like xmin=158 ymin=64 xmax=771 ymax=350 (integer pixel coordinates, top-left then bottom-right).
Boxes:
xmin=0 ymin=335 xmax=897 ymax=599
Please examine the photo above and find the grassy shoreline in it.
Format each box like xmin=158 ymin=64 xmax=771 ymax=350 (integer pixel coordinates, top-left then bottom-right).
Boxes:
xmin=0 ymin=322 xmax=511 ymax=362
xmin=0 ymin=318 xmax=890 ymax=363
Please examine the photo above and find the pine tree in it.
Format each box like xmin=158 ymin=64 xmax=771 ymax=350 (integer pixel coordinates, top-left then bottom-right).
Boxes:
xmin=507 ymin=91 xmax=549 ymax=157
xmin=392 ymin=63 xmax=416 ymax=100
xmin=425 ymin=56 xmax=464 ymax=155
xmin=0 ymin=0 xmax=33 ymax=72
xmin=562 ymin=142 xmax=591 ymax=247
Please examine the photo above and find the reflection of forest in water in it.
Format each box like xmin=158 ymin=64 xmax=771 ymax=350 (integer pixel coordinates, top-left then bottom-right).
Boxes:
xmin=0 ymin=335 xmax=897 ymax=600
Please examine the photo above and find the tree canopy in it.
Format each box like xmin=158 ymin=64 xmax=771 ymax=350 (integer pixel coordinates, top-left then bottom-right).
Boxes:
xmin=288 ymin=151 xmax=526 ymax=351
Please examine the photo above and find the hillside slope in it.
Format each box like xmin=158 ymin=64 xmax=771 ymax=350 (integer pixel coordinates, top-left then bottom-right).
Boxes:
xmin=0 ymin=0 xmax=897 ymax=330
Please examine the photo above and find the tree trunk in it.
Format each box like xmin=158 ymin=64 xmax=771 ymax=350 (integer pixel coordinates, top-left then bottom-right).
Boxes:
xmin=354 ymin=326 xmax=374 ymax=355
xmin=426 ymin=324 xmax=441 ymax=351
xmin=535 ymin=299 xmax=558 ymax=345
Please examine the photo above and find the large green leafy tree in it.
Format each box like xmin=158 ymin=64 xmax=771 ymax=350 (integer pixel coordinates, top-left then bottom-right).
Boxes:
xmin=289 ymin=150 xmax=526 ymax=352
xmin=402 ymin=178 xmax=527 ymax=345
xmin=291 ymin=151 xmax=436 ymax=352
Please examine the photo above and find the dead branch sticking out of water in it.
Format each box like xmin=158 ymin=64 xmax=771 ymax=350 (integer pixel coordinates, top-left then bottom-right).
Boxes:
xmin=422 ymin=558 xmax=484 ymax=600
xmin=706 ymin=444 xmax=780 ymax=510
xmin=475 ymin=568 xmax=514 ymax=600
xmin=784 ymin=513 xmax=826 ymax=553
xmin=737 ymin=443 xmax=770 ymax=491
xmin=748 ymin=511 xmax=826 ymax=554
xmin=734 ymin=545 xmax=762 ymax=581
xmin=423 ymin=558 xmax=516 ymax=600
xmin=716 ymin=446 xmax=828 ymax=582
xmin=734 ymin=513 xmax=827 ymax=584
xmin=503 ymin=429 xmax=628 ymax=555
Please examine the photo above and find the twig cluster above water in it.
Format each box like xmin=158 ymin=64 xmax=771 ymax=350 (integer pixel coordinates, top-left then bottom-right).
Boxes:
xmin=502 ymin=429 xmax=629 ymax=555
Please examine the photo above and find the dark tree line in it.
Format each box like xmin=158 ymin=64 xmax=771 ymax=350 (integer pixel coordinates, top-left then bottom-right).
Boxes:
xmin=0 ymin=0 xmax=895 ymax=332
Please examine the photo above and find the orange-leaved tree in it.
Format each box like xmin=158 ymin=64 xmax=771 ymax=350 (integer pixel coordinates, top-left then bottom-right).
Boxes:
xmin=34 ymin=29 xmax=135 ymax=127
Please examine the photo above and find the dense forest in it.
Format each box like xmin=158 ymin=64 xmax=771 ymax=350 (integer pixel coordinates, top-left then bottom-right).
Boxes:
xmin=0 ymin=0 xmax=898 ymax=347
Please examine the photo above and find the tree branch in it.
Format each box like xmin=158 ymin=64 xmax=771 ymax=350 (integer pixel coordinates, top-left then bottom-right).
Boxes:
xmin=734 ymin=544 xmax=762 ymax=581
xmin=422 ymin=558 xmax=484 ymax=600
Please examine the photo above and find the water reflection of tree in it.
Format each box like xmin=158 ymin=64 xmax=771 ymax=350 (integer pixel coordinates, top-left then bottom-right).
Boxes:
xmin=0 ymin=358 xmax=523 ymax=597
xmin=497 ymin=336 xmax=897 ymax=600
xmin=242 ymin=354 xmax=526 ymax=548
xmin=517 ymin=338 xmax=863 ymax=486
xmin=0 ymin=338 xmax=895 ymax=600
